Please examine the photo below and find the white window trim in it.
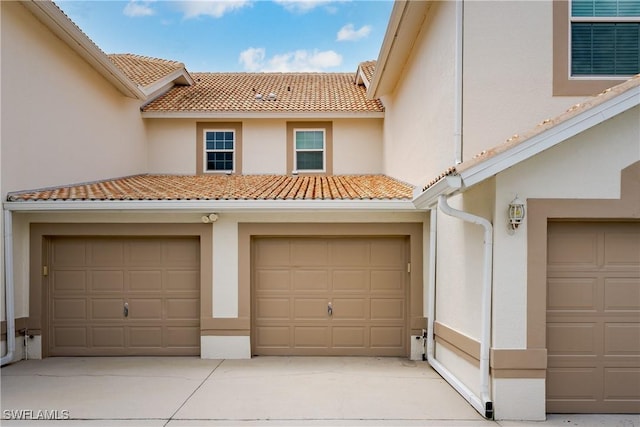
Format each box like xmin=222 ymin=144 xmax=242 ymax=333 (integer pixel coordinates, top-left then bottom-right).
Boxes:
xmin=293 ymin=128 xmax=326 ymax=173
xmin=568 ymin=0 xmax=640 ymax=80
xmin=204 ymin=129 xmax=235 ymax=173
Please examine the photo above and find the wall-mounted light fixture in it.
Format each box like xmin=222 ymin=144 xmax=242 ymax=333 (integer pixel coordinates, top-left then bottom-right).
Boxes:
xmin=201 ymin=213 xmax=219 ymax=224
xmin=507 ymin=195 xmax=525 ymax=234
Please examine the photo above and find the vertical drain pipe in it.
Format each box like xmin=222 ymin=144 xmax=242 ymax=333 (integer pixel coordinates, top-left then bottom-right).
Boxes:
xmin=426 ymin=209 xmax=437 ymax=361
xmin=454 ymin=0 xmax=464 ymax=165
xmin=1 ymin=209 xmax=16 ymax=366
xmin=433 ymin=194 xmax=493 ymax=419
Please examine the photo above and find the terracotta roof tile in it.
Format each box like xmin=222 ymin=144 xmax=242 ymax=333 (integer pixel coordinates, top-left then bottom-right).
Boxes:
xmin=7 ymin=175 xmax=413 ymax=202
xmin=359 ymin=61 xmax=376 ymax=84
xmin=142 ymin=72 xmax=384 ymax=113
xmin=109 ymin=54 xmax=185 ymax=88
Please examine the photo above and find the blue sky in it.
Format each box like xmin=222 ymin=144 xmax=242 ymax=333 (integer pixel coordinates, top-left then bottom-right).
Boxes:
xmin=55 ymin=0 xmax=394 ymax=72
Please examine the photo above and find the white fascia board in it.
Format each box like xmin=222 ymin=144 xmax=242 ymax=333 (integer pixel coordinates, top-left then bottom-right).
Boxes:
xmin=3 ymin=199 xmax=418 ymax=213
xmin=141 ymin=69 xmax=194 ymax=100
xmin=459 ymin=85 xmax=640 ymax=189
xmin=22 ymin=1 xmax=145 ymax=100
xmin=412 ymin=175 xmax=462 ymax=209
xmin=141 ymin=111 xmax=385 ymax=119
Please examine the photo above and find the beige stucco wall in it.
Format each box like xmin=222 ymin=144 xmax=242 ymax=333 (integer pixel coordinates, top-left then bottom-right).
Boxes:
xmin=146 ymin=118 xmax=383 ymax=175
xmin=0 ymin=2 xmax=147 ymax=198
xmin=381 ymin=1 xmax=458 ymax=187
xmin=462 ymin=1 xmax=586 ymax=161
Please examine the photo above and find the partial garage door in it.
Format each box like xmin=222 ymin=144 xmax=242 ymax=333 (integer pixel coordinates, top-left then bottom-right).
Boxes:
xmin=546 ymin=222 xmax=640 ymax=413
xmin=48 ymin=236 xmax=200 ymax=356
xmin=252 ymin=237 xmax=407 ymax=356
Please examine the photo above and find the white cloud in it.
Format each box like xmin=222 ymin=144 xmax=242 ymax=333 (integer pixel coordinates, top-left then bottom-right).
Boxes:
xmin=123 ymin=0 xmax=156 ymax=17
xmin=239 ymin=48 xmax=342 ymax=72
xmin=336 ymin=24 xmax=371 ymax=41
xmin=175 ymin=0 xmax=253 ymax=19
xmin=273 ymin=0 xmax=342 ymax=14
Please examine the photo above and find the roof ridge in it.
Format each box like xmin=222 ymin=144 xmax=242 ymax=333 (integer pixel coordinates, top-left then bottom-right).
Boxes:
xmin=109 ymin=53 xmax=184 ymax=67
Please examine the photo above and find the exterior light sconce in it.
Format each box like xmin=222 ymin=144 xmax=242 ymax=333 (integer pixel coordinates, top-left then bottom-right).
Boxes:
xmin=201 ymin=213 xmax=219 ymax=224
xmin=507 ymin=195 xmax=525 ymax=234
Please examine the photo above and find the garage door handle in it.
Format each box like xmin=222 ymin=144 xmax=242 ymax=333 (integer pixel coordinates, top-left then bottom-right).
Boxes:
xmin=124 ymin=302 xmax=129 ymax=318
xmin=327 ymin=302 xmax=333 ymax=316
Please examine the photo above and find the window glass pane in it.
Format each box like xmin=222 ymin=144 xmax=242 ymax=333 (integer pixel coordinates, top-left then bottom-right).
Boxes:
xmin=295 ymin=131 xmax=324 ymax=150
xmin=572 ymin=22 xmax=640 ymax=75
xmin=296 ymin=151 xmax=323 ymax=170
xmin=572 ymin=0 xmax=640 ymax=17
xmin=206 ymin=152 xmax=233 ymax=171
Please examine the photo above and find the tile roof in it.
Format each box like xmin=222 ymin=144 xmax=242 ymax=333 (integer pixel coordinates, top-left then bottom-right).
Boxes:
xmin=142 ymin=72 xmax=384 ymax=113
xmin=109 ymin=54 xmax=185 ymax=88
xmin=359 ymin=61 xmax=377 ymax=85
xmin=7 ymin=175 xmax=413 ymax=202
xmin=421 ymin=74 xmax=640 ymax=192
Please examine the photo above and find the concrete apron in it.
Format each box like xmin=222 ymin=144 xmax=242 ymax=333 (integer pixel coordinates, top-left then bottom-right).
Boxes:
xmin=1 ymin=356 xmax=492 ymax=426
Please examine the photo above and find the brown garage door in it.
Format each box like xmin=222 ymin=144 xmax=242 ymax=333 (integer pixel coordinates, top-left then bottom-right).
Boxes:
xmin=48 ymin=236 xmax=200 ymax=356
xmin=252 ymin=237 xmax=407 ymax=356
xmin=546 ymin=222 xmax=640 ymax=413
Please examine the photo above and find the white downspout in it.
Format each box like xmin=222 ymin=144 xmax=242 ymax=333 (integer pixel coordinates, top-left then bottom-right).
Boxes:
xmin=454 ymin=0 xmax=464 ymax=165
xmin=426 ymin=209 xmax=437 ymax=361
xmin=1 ymin=209 xmax=16 ymax=366
xmin=434 ymin=194 xmax=494 ymax=419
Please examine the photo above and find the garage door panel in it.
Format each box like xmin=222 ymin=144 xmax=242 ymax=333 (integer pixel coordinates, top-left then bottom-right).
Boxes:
xmin=547 ymin=323 xmax=598 ymax=354
xmin=547 ymin=278 xmax=597 ymax=311
xmin=371 ymin=270 xmax=404 ymax=292
xmin=128 ymin=299 xmax=163 ymax=320
xmin=605 ymin=324 xmax=640 ymax=354
xmin=255 ymin=326 xmax=290 ymax=347
xmin=294 ymin=326 xmax=328 ymax=347
xmin=166 ymin=299 xmax=199 ymax=320
xmin=333 ymin=270 xmax=368 ymax=292
xmin=257 ymin=298 xmax=290 ymax=320
xmin=92 ymin=327 xmax=125 ymax=347
xmin=294 ymin=298 xmax=327 ymax=319
xmin=52 ymin=240 xmax=86 ymax=266
xmin=255 ymin=239 xmax=290 ymax=266
xmin=332 ymin=298 xmax=366 ymax=319
xmin=91 ymin=271 xmax=125 ymax=292
xmin=256 ymin=270 xmax=290 ymax=291
xmin=49 ymin=236 xmax=200 ymax=356
xmin=604 ymin=368 xmax=640 ymax=399
xmin=293 ymin=270 xmax=328 ymax=291
xmin=166 ymin=270 xmax=199 ymax=291
xmin=91 ymin=299 xmax=123 ymax=320
xmin=291 ymin=241 xmax=328 ymax=266
xmin=333 ymin=327 xmax=366 ymax=348
xmin=128 ymin=271 xmax=162 ymax=291
xmin=52 ymin=271 xmax=86 ymax=292
xmin=371 ymin=299 xmax=404 ymax=320
xmin=370 ymin=239 xmax=404 ymax=266
xmin=54 ymin=299 xmax=87 ymax=320
xmin=547 ymin=222 xmax=640 ymax=413
xmin=370 ymin=326 xmax=404 ymax=347
xmin=605 ymin=279 xmax=640 ymax=311
xmin=329 ymin=241 xmax=369 ymax=266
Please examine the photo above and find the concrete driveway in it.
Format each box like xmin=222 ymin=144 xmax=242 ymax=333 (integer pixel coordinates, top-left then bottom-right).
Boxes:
xmin=1 ymin=357 xmax=638 ymax=426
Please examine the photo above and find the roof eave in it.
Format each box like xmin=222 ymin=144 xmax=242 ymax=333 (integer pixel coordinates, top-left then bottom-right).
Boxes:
xmin=21 ymin=1 xmax=145 ymax=100
xmin=457 ymin=84 xmax=640 ymax=189
xmin=368 ymin=1 xmax=432 ymax=99
xmin=3 ymin=199 xmax=418 ymax=213
xmin=412 ymin=175 xmax=462 ymax=209
xmin=141 ymin=69 xmax=195 ymax=106
xmin=141 ymin=111 xmax=385 ymax=119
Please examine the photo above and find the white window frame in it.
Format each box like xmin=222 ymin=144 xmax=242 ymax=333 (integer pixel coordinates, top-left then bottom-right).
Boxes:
xmin=203 ymin=129 xmax=235 ymax=173
xmin=568 ymin=0 xmax=640 ymax=80
xmin=293 ymin=128 xmax=326 ymax=173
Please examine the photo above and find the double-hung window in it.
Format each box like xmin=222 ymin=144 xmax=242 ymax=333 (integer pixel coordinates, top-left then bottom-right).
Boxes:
xmin=570 ymin=0 xmax=640 ymax=77
xmin=204 ymin=130 xmax=235 ymax=172
xmin=294 ymin=129 xmax=325 ymax=172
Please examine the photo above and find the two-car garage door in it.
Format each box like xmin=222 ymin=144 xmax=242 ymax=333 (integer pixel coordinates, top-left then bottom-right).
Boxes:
xmin=252 ymin=237 xmax=408 ymax=356
xmin=48 ymin=236 xmax=200 ymax=356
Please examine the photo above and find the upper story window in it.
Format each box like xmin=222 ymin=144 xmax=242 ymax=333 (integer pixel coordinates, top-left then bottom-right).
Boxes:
xmin=294 ymin=129 xmax=325 ymax=172
xmin=205 ymin=130 xmax=235 ymax=172
xmin=196 ymin=122 xmax=242 ymax=175
xmin=553 ymin=0 xmax=640 ymax=95
xmin=571 ymin=0 xmax=640 ymax=76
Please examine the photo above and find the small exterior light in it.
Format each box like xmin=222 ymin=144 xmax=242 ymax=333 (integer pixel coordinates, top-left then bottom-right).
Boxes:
xmin=508 ymin=195 xmax=525 ymax=234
